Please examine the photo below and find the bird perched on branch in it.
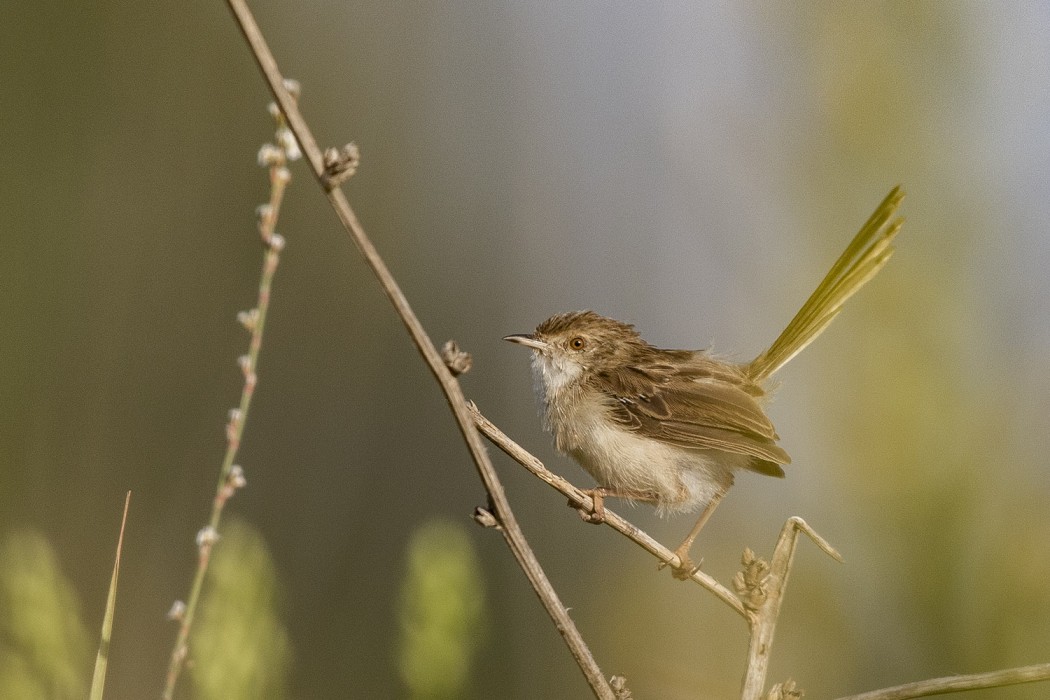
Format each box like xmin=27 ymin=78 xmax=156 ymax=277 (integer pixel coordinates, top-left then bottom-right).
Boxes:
xmin=506 ymin=187 xmax=904 ymax=578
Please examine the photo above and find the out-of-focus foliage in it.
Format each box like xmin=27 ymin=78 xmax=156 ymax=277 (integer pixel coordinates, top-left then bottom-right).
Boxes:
xmin=4 ymin=1 xmax=1050 ymax=697
xmin=398 ymin=519 xmax=486 ymax=700
xmin=0 ymin=531 xmax=89 ymax=700
xmin=190 ymin=518 xmax=291 ymax=700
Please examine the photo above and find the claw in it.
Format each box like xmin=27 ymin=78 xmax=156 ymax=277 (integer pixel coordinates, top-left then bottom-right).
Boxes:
xmin=659 ymin=549 xmax=703 ymax=580
xmin=572 ymin=490 xmax=606 ymax=524
xmin=671 ymin=555 xmax=703 ymax=580
xmin=578 ymin=509 xmax=605 ymax=524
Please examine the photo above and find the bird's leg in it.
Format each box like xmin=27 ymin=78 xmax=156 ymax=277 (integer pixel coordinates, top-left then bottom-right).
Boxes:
xmin=666 ymin=493 xmax=725 ymax=580
xmin=577 ymin=488 xmax=607 ymax=524
xmin=573 ymin=487 xmax=659 ymax=524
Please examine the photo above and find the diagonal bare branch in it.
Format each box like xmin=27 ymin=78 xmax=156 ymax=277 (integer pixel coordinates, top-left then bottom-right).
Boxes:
xmin=223 ymin=2 xmax=616 ymax=697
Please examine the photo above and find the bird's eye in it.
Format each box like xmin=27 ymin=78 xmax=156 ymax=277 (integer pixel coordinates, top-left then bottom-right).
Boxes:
xmin=569 ymin=336 xmax=586 ymax=350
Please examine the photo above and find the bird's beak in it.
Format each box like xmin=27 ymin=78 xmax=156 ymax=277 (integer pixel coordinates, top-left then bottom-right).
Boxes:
xmin=503 ymin=333 xmax=548 ymax=352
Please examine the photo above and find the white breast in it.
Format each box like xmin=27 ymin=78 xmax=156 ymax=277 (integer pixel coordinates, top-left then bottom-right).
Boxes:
xmin=529 ymin=350 xmax=583 ymax=395
xmin=540 ymin=383 xmax=738 ymax=514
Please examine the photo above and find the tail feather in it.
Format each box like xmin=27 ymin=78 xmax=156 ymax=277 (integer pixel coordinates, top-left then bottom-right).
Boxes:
xmin=746 ymin=186 xmax=905 ymax=384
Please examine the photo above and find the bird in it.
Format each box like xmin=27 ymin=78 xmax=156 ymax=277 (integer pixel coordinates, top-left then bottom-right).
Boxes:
xmin=505 ymin=187 xmax=904 ymax=578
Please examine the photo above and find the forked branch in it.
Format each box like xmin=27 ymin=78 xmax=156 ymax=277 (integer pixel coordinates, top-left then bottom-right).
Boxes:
xmin=224 ymin=1 xmax=616 ymax=697
xmin=220 ymin=4 xmax=1049 ymax=699
xmin=739 ymin=517 xmax=842 ymax=700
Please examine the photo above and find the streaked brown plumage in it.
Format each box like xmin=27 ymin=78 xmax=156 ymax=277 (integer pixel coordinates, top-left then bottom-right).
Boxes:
xmin=505 ymin=187 xmax=904 ymax=577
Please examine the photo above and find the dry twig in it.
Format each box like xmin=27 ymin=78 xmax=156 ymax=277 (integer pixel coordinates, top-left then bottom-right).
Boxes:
xmin=218 ymin=4 xmax=1050 ymax=698
xmin=161 ymin=95 xmax=291 ymax=699
xmin=224 ymin=2 xmax=617 ymax=696
xmin=834 ymin=663 xmax=1050 ymax=700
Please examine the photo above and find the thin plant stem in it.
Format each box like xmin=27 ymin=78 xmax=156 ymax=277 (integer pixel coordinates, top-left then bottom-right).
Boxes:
xmin=161 ymin=115 xmax=292 ymax=700
xmin=223 ymin=3 xmax=617 ymax=697
xmin=834 ymin=663 xmax=1050 ymax=700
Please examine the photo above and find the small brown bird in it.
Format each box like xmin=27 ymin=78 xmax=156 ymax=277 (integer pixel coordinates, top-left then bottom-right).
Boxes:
xmin=505 ymin=187 xmax=904 ymax=578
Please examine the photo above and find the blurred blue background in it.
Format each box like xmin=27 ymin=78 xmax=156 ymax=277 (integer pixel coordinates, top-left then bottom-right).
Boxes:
xmin=2 ymin=2 xmax=1049 ymax=698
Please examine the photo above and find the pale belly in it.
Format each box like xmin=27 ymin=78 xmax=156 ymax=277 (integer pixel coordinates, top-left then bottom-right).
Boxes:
xmin=548 ymin=395 xmax=740 ymax=514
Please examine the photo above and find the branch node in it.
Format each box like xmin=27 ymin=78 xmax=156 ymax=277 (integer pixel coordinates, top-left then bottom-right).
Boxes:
xmin=228 ymin=464 xmax=247 ymax=489
xmin=272 ymin=165 xmax=292 ymax=186
xmin=322 ymin=142 xmax=360 ymax=189
xmin=225 ymin=408 xmax=243 ymax=443
xmin=166 ymin=600 xmax=187 ymax=622
xmin=610 ymin=675 xmax=633 ymax=699
xmin=280 ymin=78 xmax=301 ymax=100
xmin=766 ymin=678 xmax=804 ymax=700
xmin=219 ymin=464 xmax=248 ymax=502
xmin=266 ymin=79 xmax=301 ymax=120
xmin=441 ymin=340 xmax=473 ymax=376
xmin=237 ymin=308 xmax=260 ymax=331
xmin=275 ymin=127 xmax=302 ymax=162
xmin=266 ymin=231 xmax=286 ymax=252
xmin=257 ymin=143 xmax=284 ymax=167
xmin=732 ymin=547 xmax=771 ymax=611
xmin=255 ymin=203 xmax=274 ymax=227
xmin=472 ymin=506 xmax=501 ymax=530
xmin=195 ymin=525 xmax=220 ymax=552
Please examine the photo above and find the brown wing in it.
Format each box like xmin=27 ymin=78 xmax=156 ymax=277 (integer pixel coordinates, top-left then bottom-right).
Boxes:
xmin=599 ymin=357 xmax=790 ymax=476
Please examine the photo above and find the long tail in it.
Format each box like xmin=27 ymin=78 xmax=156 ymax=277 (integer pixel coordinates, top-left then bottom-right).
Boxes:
xmin=746 ymin=186 xmax=905 ymax=384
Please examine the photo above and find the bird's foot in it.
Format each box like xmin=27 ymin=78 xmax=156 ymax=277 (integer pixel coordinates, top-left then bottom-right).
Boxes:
xmin=573 ymin=489 xmax=606 ymax=524
xmin=659 ymin=545 xmax=703 ymax=580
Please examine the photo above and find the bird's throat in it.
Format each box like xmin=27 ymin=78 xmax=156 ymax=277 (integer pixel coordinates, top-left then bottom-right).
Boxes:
xmin=529 ymin=351 xmax=584 ymax=397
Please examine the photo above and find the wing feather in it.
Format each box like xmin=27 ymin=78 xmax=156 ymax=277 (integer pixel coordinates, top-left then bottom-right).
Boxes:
xmin=597 ymin=354 xmax=791 ymax=475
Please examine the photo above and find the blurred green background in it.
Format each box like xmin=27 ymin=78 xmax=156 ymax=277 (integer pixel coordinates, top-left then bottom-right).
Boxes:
xmin=3 ymin=2 xmax=1050 ymax=698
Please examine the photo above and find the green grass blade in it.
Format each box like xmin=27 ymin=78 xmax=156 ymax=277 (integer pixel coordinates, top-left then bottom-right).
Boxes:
xmin=89 ymin=491 xmax=131 ymax=700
